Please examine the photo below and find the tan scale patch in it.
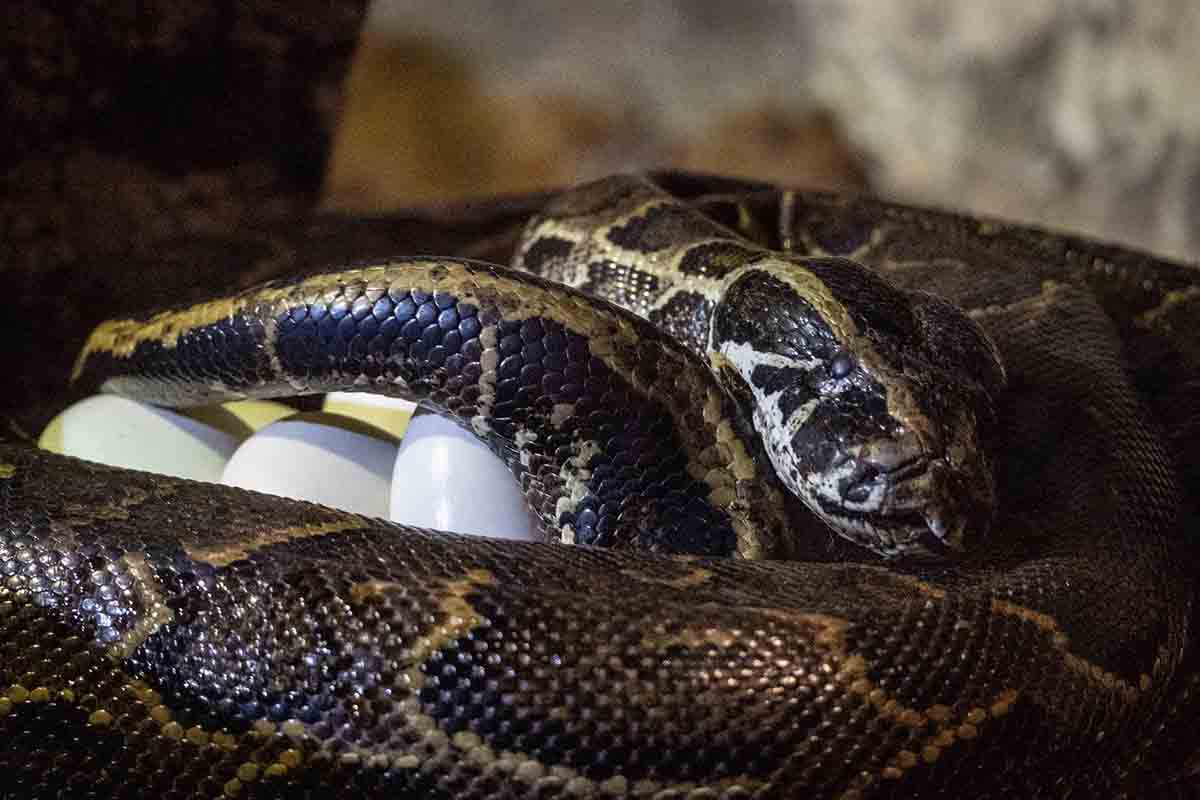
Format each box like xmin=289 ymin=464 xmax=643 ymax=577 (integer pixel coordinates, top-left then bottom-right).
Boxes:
xmin=866 ymin=565 xmax=1153 ymax=713
xmin=0 ymin=464 xmax=14 ymax=479
xmin=379 ymin=568 xmax=497 ymax=683
xmin=311 ymin=567 xmax=770 ymax=797
xmin=185 ymin=518 xmax=363 ymax=568
xmin=1135 ymin=284 xmax=1200 ymax=329
xmin=73 ymin=282 xmax=305 ymax=381
xmin=619 ymin=564 xmax=714 ymax=591
xmin=469 ymin=323 xmax=500 ymax=437
xmin=87 ymin=485 xmax=158 ymax=523
xmin=990 ymin=598 xmax=1153 ymax=706
xmin=644 ymin=603 xmax=1029 ymax=794
xmin=109 ymin=552 xmax=176 ymax=660
xmin=875 ymin=570 xmax=949 ymax=599
xmin=966 ymin=279 xmax=1068 ymax=322
xmin=778 ymin=190 xmax=797 ymax=252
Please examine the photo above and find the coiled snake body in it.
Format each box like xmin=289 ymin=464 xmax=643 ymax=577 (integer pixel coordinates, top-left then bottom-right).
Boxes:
xmin=2 ymin=172 xmax=1198 ymax=798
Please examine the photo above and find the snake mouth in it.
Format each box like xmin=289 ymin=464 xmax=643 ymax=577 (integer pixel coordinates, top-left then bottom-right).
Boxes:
xmin=877 ymin=508 xmax=968 ymax=560
xmin=826 ymin=449 xmax=985 ymax=558
xmin=814 ymin=502 xmax=950 ymax=559
xmin=913 ymin=512 xmax=966 ymax=558
xmin=909 ymin=457 xmax=994 ymax=555
xmin=840 ymin=455 xmax=929 ymax=505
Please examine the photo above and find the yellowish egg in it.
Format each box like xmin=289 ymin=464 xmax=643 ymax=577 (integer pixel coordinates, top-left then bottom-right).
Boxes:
xmin=181 ymin=400 xmax=296 ymax=440
xmin=322 ymin=391 xmax=416 ymax=438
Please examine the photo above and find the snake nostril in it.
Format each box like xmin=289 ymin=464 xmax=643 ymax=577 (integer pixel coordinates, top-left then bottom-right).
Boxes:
xmin=862 ymin=432 xmax=925 ymax=474
xmin=844 ymin=479 xmax=874 ymax=504
xmin=842 ymin=463 xmax=881 ymax=503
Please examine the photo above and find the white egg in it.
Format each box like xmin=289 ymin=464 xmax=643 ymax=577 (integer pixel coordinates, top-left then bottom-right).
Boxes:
xmin=43 ymin=392 xmax=538 ymax=541
xmin=39 ymin=395 xmax=239 ymax=482
xmin=220 ymin=412 xmax=398 ymax=518
xmin=389 ymin=412 xmax=538 ymax=541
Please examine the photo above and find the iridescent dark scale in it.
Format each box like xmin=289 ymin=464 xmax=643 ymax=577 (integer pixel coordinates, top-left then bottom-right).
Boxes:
xmin=0 ymin=448 xmax=1060 ymax=796
xmin=575 ymin=260 xmax=660 ymax=315
xmin=712 ymin=271 xmax=838 ymax=362
xmin=0 ymin=440 xmax=1156 ymax=799
xmin=261 ymin=284 xmax=738 ymax=557
xmin=749 ymin=364 xmax=815 ymax=419
xmin=101 ymin=314 xmax=274 ymax=401
xmin=645 ymin=290 xmax=713 ymax=355
xmin=792 ymin=258 xmax=921 ymax=351
xmin=517 ymin=235 xmax=574 ymax=276
xmin=273 ymin=287 xmax=479 ymax=399
xmin=794 ymin=205 xmax=878 ymax=256
xmin=675 ymin=240 xmax=760 ymax=280
xmin=11 ymin=175 xmax=1199 ymax=798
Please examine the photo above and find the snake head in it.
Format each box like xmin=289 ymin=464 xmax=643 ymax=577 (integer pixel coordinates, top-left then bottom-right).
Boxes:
xmin=710 ymin=258 xmax=1005 ymax=559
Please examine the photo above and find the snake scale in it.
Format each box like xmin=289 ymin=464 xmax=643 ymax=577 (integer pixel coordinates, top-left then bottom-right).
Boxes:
xmin=2 ymin=167 xmax=1199 ymax=799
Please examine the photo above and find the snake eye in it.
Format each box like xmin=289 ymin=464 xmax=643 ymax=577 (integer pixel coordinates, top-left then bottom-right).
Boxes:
xmin=830 ymin=351 xmax=855 ymax=379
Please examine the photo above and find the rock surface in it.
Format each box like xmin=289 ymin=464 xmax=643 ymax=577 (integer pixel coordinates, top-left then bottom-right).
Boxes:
xmin=345 ymin=0 xmax=1200 ymax=260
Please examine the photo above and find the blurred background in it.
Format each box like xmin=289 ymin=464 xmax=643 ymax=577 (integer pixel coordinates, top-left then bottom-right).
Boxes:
xmin=327 ymin=0 xmax=1200 ymax=260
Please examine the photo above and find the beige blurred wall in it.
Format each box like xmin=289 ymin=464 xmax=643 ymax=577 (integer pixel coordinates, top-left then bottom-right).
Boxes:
xmin=327 ymin=1 xmax=1200 ymax=261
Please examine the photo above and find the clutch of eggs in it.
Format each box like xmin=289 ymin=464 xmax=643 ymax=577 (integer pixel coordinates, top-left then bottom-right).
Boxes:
xmin=39 ymin=391 xmax=537 ymax=541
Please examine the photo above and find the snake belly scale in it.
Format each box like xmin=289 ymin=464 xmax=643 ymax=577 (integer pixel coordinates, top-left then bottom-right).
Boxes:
xmin=0 ymin=173 xmax=1197 ymax=799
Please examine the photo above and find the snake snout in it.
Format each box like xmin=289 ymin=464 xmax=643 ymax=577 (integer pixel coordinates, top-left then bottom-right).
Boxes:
xmin=916 ymin=458 xmax=994 ymax=554
xmin=840 ymin=432 xmax=930 ymax=505
xmin=860 ymin=431 xmax=929 ymax=478
xmin=912 ymin=499 xmax=975 ymax=558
